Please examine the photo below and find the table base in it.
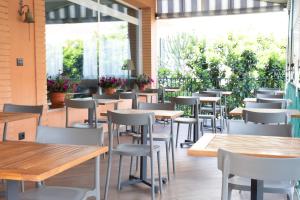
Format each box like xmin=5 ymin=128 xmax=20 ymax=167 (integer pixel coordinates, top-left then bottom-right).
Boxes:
xmin=120 ymin=175 xmax=167 ymax=193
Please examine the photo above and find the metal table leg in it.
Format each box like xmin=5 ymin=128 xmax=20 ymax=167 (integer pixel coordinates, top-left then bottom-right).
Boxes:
xmin=6 ymin=180 xmax=20 ymax=200
xmin=251 ymin=179 xmax=264 ymax=200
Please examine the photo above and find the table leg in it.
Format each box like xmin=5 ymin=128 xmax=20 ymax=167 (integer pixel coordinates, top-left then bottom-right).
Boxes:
xmin=140 ymin=125 xmax=148 ymax=180
xmin=251 ymin=179 xmax=264 ymax=200
xmin=170 ymin=119 xmax=176 ymax=174
xmin=213 ymin=102 xmax=217 ymax=133
xmin=6 ymin=180 xmax=20 ymax=200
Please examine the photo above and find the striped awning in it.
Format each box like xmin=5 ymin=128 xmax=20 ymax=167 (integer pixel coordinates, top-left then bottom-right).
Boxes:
xmin=156 ymin=0 xmax=287 ymax=19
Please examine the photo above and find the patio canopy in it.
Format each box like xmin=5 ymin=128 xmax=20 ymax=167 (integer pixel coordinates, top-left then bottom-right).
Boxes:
xmin=156 ymin=0 xmax=287 ymax=19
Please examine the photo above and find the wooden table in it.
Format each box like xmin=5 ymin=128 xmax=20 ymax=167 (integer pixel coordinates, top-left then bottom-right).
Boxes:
xmin=0 ymin=141 xmax=108 ymax=200
xmin=244 ymin=97 xmax=291 ymax=104
xmin=188 ymin=134 xmax=300 ymax=200
xmin=113 ymin=109 xmax=183 ymax=190
xmin=229 ymin=107 xmax=300 ymax=118
xmin=138 ymin=92 xmax=158 ymax=103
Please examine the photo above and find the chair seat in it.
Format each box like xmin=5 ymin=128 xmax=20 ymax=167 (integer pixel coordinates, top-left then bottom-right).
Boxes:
xmin=113 ymin=143 xmax=160 ymax=156
xmin=174 ymin=117 xmax=197 ymax=123
xmin=71 ymin=123 xmax=103 ymax=129
xmin=229 ymin=176 xmax=294 ymax=193
xmin=20 ymin=186 xmax=90 ymax=200
xmin=132 ymin=132 xmax=170 ymax=141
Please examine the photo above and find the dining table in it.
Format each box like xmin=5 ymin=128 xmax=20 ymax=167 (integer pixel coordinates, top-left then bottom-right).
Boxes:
xmin=229 ymin=107 xmax=300 ymax=118
xmin=113 ymin=109 xmax=183 ymax=191
xmin=0 ymin=141 xmax=108 ymax=200
xmin=137 ymin=92 xmax=158 ymax=103
xmin=188 ymin=133 xmax=300 ymax=200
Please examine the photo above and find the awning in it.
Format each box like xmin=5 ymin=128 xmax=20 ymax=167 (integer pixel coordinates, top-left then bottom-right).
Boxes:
xmin=156 ymin=0 xmax=287 ymax=19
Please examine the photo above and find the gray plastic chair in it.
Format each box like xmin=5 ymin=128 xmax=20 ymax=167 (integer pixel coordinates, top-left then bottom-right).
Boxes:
xmin=136 ymin=102 xmax=176 ymax=180
xmin=65 ymin=99 xmax=102 ymax=129
xmin=257 ymin=98 xmax=287 ymax=109
xmin=218 ymin=148 xmax=300 ymax=200
xmin=171 ymin=97 xmax=202 ymax=148
xmin=256 ymin=93 xmax=284 ymax=99
xmin=243 ymin=110 xmax=288 ymax=124
xmin=92 ymin=93 xmax=120 ymax=100
xmin=119 ymin=92 xmax=138 ymax=109
xmin=192 ymin=92 xmax=219 ymax=133
xmin=2 ymin=104 xmax=43 ymax=141
xmin=227 ymin=120 xmax=292 ymax=137
xmin=20 ymin=126 xmax=103 ymax=200
xmin=245 ymin=102 xmax=282 ymax=109
xmin=104 ymin=111 xmax=162 ymax=200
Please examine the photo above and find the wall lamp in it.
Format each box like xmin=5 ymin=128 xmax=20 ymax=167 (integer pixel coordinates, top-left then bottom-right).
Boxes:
xmin=18 ymin=0 xmax=34 ymax=23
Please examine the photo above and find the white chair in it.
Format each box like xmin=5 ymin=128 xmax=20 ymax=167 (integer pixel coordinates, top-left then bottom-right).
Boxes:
xmin=20 ymin=126 xmax=103 ymax=200
xmin=243 ymin=110 xmax=288 ymax=124
xmin=257 ymin=98 xmax=287 ymax=109
xmin=218 ymin=148 xmax=300 ymax=200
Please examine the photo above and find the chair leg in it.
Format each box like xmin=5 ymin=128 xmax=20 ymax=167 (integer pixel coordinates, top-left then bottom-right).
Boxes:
xmin=129 ymin=156 xmax=133 ymax=177
xmin=187 ymin=124 xmax=191 ymax=140
xmin=157 ymin=151 xmax=163 ymax=194
xmin=176 ymin=123 xmax=180 ymax=148
xmin=117 ymin=155 xmax=123 ymax=190
xmin=116 ymin=125 xmax=120 ymax=144
xmin=104 ymin=153 xmax=112 ymax=200
xmin=150 ymin=155 xmax=155 ymax=200
xmin=165 ymin=141 xmax=170 ymax=181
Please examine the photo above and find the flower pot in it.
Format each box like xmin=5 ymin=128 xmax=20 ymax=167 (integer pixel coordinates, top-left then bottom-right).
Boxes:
xmin=49 ymin=92 xmax=65 ymax=108
xmin=138 ymin=84 xmax=147 ymax=92
xmin=104 ymin=87 xmax=117 ymax=95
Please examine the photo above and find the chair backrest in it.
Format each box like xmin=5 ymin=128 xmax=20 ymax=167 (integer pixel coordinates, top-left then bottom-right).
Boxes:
xmin=243 ymin=110 xmax=288 ymax=124
xmin=258 ymin=87 xmax=280 ymax=91
xmin=36 ymin=126 xmax=102 ymax=192
xmin=3 ymin=104 xmax=43 ymax=125
xmin=107 ymin=111 xmax=155 ymax=153
xmin=36 ymin=126 xmax=103 ymax=146
xmin=206 ymin=88 xmax=223 ymax=92
xmin=256 ymin=93 xmax=284 ymax=99
xmin=245 ymin=102 xmax=282 ymax=109
xmin=64 ymin=99 xmax=98 ymax=128
xmin=138 ymin=102 xmax=175 ymax=111
xmin=119 ymin=92 xmax=138 ymax=109
xmin=227 ymin=120 xmax=292 ymax=137
xmin=93 ymin=93 xmax=120 ymax=100
xmin=257 ymin=98 xmax=287 ymax=109
xmin=192 ymin=92 xmax=218 ymax=97
xmin=218 ymin=148 xmax=300 ymax=183
xmin=171 ymin=97 xmax=199 ymax=118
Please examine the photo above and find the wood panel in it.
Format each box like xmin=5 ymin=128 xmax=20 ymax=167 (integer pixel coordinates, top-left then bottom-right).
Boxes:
xmin=0 ymin=141 xmax=108 ymax=181
xmin=188 ymin=134 xmax=300 ymax=158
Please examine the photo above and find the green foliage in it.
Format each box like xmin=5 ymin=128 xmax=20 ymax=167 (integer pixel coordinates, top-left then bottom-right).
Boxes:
xmin=258 ymin=53 xmax=286 ymax=89
xmin=63 ymin=40 xmax=83 ymax=81
xmin=158 ymin=32 xmax=286 ymax=112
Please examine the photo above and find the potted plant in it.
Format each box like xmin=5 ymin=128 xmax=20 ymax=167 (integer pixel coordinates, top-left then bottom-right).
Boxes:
xmin=47 ymin=74 xmax=73 ymax=108
xmin=99 ymin=77 xmax=125 ymax=95
xmin=135 ymin=74 xmax=154 ymax=91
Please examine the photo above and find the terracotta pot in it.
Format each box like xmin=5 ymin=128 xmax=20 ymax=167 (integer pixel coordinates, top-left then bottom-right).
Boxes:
xmin=50 ymin=92 xmax=65 ymax=108
xmin=105 ymin=87 xmax=117 ymax=95
xmin=138 ymin=84 xmax=147 ymax=92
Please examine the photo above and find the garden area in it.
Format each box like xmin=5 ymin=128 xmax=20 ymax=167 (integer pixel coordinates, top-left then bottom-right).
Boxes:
xmin=158 ymin=32 xmax=287 ymax=111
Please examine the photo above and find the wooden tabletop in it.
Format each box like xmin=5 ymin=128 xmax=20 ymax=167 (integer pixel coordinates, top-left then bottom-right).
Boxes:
xmin=0 ymin=141 xmax=108 ymax=181
xmin=138 ymin=92 xmax=158 ymax=96
xmin=188 ymin=134 xmax=300 ymax=158
xmin=165 ymin=88 xmax=181 ymax=92
xmin=0 ymin=112 xmax=39 ymax=124
xmin=244 ymin=97 xmax=291 ymax=103
xmin=229 ymin=107 xmax=300 ymax=118
xmin=74 ymin=97 xmax=121 ymax=105
xmin=178 ymin=96 xmax=221 ymax=103
xmin=114 ymin=109 xmax=184 ymax=119
xmin=205 ymin=91 xmax=232 ymax=96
